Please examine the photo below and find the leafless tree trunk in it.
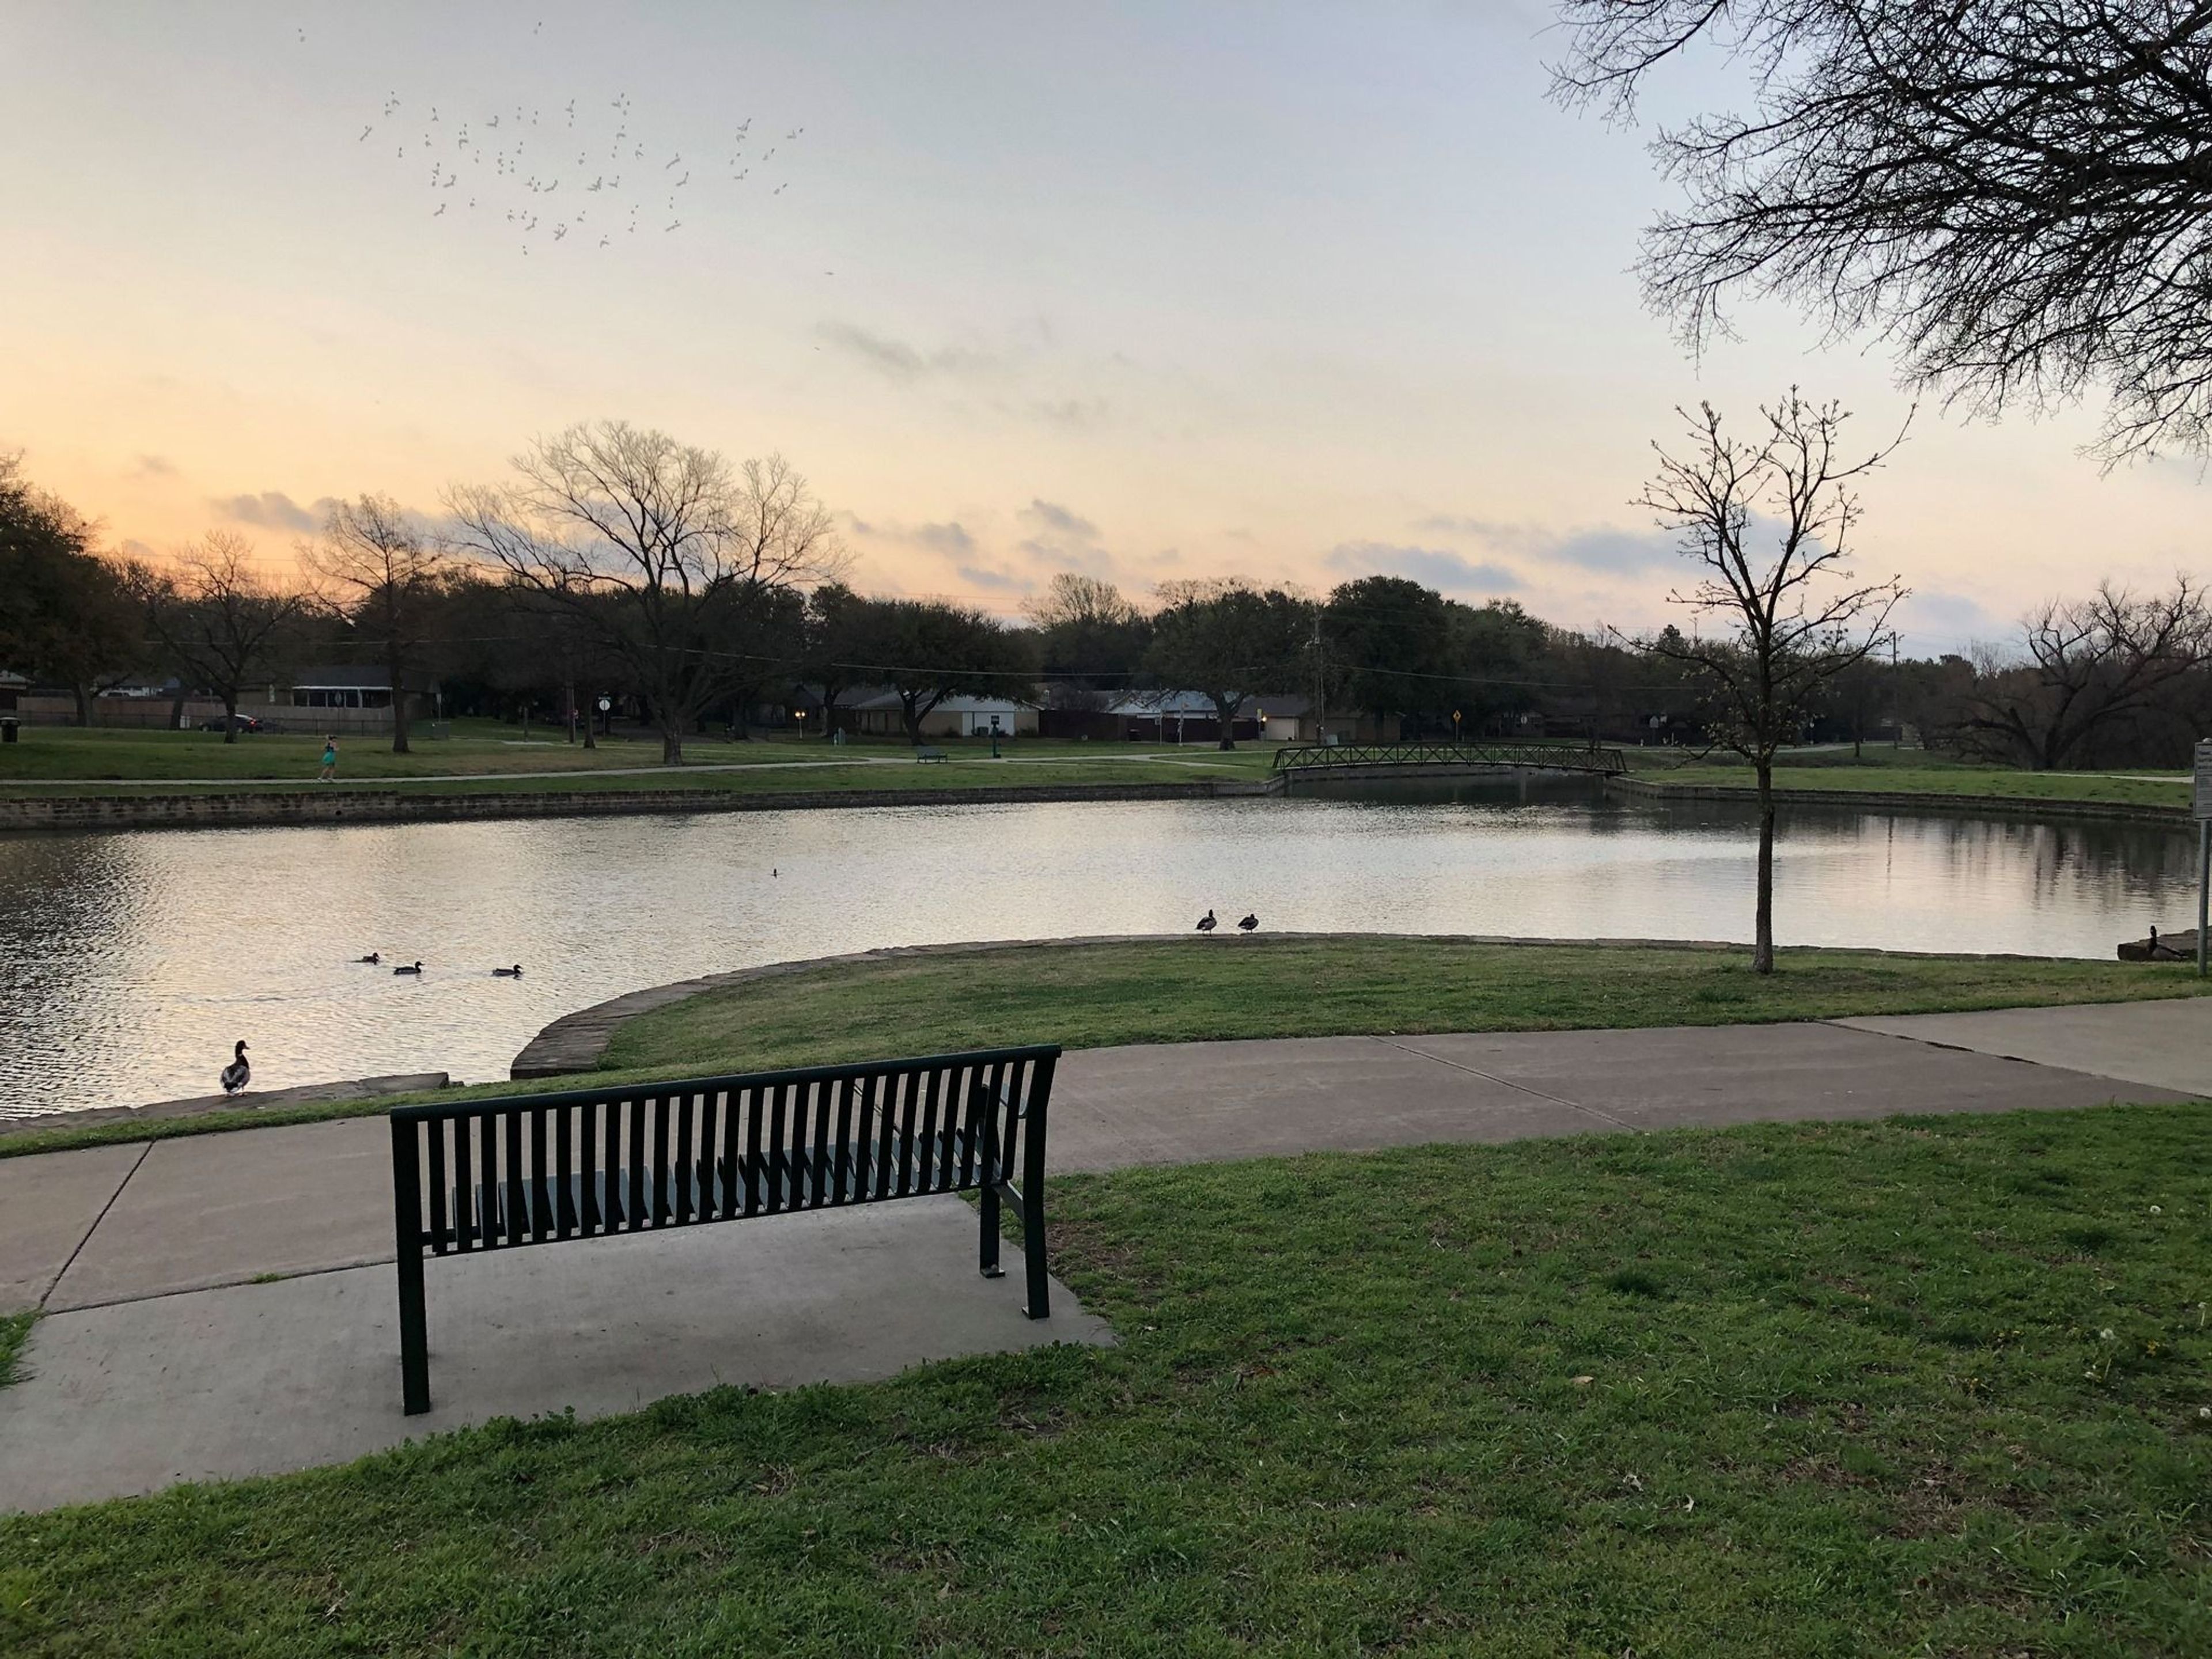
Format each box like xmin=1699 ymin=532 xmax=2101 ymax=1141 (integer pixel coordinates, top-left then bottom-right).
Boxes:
xmin=135 ymin=532 xmax=306 ymax=745
xmin=445 ymin=424 xmax=840 ymax=765
xmin=301 ymin=495 xmax=445 ymax=755
xmin=1633 ymin=393 xmax=1908 ymax=973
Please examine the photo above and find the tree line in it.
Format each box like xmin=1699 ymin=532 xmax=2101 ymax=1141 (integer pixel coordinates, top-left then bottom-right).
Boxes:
xmin=5 ymin=423 xmax=2208 ymax=771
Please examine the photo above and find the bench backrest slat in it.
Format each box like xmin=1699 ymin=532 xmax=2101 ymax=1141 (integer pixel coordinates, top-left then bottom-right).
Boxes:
xmin=393 ymin=1045 xmax=1060 ymax=1259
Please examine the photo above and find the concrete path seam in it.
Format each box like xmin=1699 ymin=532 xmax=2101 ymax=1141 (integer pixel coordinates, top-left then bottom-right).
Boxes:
xmin=46 ymin=1251 xmax=400 ymax=1317
xmin=1366 ymin=1035 xmax=1642 ymax=1132
xmin=41 ymin=1139 xmax=153 ymax=1309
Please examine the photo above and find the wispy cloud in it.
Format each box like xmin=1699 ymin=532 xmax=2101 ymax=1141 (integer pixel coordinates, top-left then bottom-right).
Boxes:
xmin=815 ymin=321 xmax=1003 ymax=385
xmin=130 ymin=454 xmax=176 ymax=479
xmin=957 ymin=564 xmax=1027 ymax=593
xmin=1416 ymin=514 xmax=1678 ymax=575
xmin=213 ymin=490 xmax=337 ymax=533
xmin=912 ymin=521 xmax=976 ymax=556
xmin=1326 ymin=541 xmax=1521 ymax=593
xmin=1021 ymin=499 xmax=1097 ymax=540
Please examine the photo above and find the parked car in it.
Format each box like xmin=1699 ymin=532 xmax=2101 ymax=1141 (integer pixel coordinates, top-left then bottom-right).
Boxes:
xmin=198 ymin=714 xmax=264 ymax=733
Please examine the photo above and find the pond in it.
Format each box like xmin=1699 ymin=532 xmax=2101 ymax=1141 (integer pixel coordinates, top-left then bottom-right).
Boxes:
xmin=0 ymin=779 xmax=2191 ymax=1121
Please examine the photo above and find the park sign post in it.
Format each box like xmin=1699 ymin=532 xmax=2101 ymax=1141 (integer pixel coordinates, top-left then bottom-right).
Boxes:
xmin=2196 ymin=740 xmax=2212 ymax=976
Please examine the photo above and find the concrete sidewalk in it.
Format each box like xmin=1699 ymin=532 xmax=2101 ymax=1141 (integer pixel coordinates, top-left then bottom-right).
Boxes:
xmin=2 ymin=1011 xmax=2199 ymax=1511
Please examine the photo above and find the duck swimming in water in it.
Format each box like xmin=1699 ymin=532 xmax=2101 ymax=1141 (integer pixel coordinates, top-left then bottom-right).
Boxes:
xmin=393 ymin=961 xmax=424 ymax=975
xmin=493 ymin=964 xmax=523 ymax=978
xmin=357 ymin=952 xmax=381 ymax=964
xmin=219 ymin=1040 xmax=250 ymax=1095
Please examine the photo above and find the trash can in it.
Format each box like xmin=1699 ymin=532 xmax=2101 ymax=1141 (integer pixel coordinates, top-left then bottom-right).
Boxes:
xmin=1 ymin=718 xmax=17 ymax=744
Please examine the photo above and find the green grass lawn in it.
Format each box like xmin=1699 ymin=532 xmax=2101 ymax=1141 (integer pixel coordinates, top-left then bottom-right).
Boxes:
xmin=5 ymin=1104 xmax=2206 ymax=1656
xmin=1628 ymin=752 xmax=2188 ymax=810
xmin=0 ymin=724 xmax=1280 ymax=793
xmin=5 ymin=938 xmax=2201 ymax=1162
xmin=601 ymin=937 xmax=2212 ymax=1077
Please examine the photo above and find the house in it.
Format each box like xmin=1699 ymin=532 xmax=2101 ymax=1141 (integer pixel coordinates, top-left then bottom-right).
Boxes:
xmin=0 ymin=670 xmax=24 ymax=714
xmin=840 ymin=691 xmax=1041 ymax=740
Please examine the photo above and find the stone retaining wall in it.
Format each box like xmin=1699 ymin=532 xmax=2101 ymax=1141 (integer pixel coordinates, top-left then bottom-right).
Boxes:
xmin=0 ymin=776 xmax=1284 ymax=834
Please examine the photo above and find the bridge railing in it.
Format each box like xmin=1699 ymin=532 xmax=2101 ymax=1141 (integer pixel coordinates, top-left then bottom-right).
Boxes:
xmin=1271 ymin=740 xmax=1628 ymax=777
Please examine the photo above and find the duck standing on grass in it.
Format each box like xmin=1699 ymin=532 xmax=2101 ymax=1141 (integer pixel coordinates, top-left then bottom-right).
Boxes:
xmin=1196 ymin=910 xmax=1217 ymax=934
xmin=1238 ymin=913 xmax=1259 ymax=933
xmin=219 ymin=1040 xmax=250 ymax=1096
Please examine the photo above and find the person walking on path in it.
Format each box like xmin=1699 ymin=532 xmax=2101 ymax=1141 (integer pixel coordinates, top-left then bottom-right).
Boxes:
xmin=317 ymin=734 xmax=339 ymax=783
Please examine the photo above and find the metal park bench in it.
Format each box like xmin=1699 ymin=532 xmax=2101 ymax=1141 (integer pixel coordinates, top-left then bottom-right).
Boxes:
xmin=915 ymin=746 xmax=950 ymax=762
xmin=389 ymin=1046 xmax=1060 ymax=1414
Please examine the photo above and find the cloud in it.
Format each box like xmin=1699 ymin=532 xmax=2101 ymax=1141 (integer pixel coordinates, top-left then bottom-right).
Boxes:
xmin=213 ymin=490 xmax=338 ymax=532
xmin=1027 ymin=397 xmax=1109 ymax=430
xmin=1020 ymin=499 xmax=1099 ymax=540
xmin=130 ymin=454 xmax=176 ymax=478
xmin=1325 ymin=541 xmax=1522 ymax=593
xmin=957 ymin=564 xmax=1027 ymax=593
xmin=815 ymin=321 xmax=1003 ymax=384
xmin=911 ymin=521 xmax=976 ymax=556
xmin=1897 ymin=589 xmax=2005 ymax=654
xmin=1418 ymin=513 xmax=1677 ymax=575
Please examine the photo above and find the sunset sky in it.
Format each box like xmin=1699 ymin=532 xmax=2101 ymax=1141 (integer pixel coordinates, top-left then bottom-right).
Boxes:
xmin=4 ymin=1 xmax=2205 ymax=654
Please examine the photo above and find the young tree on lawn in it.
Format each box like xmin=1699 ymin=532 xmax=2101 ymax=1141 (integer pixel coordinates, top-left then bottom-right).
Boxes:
xmin=445 ymin=424 xmax=839 ymax=764
xmin=137 ymin=532 xmax=308 ymax=743
xmin=301 ymin=494 xmax=445 ymax=754
xmin=1146 ymin=581 xmax=1308 ymax=749
xmin=1551 ymin=0 xmax=2212 ymax=462
xmin=1635 ymin=393 xmax=1907 ymax=974
xmin=849 ymin=599 xmax=1036 ymax=746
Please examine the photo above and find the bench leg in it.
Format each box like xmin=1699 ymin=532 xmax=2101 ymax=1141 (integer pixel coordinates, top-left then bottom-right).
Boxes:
xmin=979 ymin=1181 xmax=1004 ymax=1278
xmin=1021 ymin=1183 xmax=1050 ymax=1320
xmin=397 ymin=1249 xmax=431 ymax=1415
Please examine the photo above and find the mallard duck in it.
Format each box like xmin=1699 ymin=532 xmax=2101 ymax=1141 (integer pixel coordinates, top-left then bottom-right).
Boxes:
xmin=357 ymin=952 xmax=381 ymax=964
xmin=1237 ymin=913 xmax=1259 ymax=933
xmin=493 ymin=964 xmax=523 ymax=978
xmin=219 ymin=1040 xmax=251 ymax=1096
xmin=393 ymin=961 xmax=424 ymax=975
xmin=1195 ymin=910 xmax=1217 ymax=934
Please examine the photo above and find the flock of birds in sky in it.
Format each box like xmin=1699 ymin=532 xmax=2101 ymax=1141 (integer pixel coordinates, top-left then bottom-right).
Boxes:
xmin=339 ymin=29 xmax=808 ymax=257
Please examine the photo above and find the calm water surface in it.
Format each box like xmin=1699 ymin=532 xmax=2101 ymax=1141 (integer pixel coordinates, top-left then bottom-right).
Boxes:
xmin=0 ymin=779 xmax=2192 ymax=1120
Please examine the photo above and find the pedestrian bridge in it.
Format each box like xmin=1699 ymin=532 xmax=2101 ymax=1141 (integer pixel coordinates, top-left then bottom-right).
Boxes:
xmin=1270 ymin=740 xmax=1630 ymax=783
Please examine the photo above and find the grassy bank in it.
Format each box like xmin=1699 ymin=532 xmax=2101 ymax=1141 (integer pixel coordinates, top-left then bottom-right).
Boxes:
xmin=1627 ymin=750 xmax=2188 ymax=811
xmin=602 ymin=936 xmax=2210 ymax=1077
xmin=5 ymin=937 xmax=2201 ymax=1161
xmin=0 ymin=724 xmax=1278 ymax=793
xmin=5 ymin=1104 xmax=2207 ymax=1656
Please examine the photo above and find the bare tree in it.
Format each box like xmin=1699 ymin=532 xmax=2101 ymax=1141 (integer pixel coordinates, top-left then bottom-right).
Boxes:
xmin=1551 ymin=1 xmax=2212 ymax=461
xmin=1634 ymin=393 xmax=1907 ymax=972
xmin=301 ymin=495 xmax=445 ymax=754
xmin=1956 ymin=581 xmax=2212 ymax=768
xmin=445 ymin=423 xmax=839 ymax=763
xmin=137 ymin=532 xmax=307 ymax=743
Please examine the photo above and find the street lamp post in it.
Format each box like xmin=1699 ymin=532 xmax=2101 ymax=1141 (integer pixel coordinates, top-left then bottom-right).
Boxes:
xmin=990 ymin=712 xmax=1002 ymax=759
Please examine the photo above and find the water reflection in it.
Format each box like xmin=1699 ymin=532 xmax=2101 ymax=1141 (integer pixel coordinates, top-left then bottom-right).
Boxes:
xmin=0 ymin=779 xmax=2190 ymax=1120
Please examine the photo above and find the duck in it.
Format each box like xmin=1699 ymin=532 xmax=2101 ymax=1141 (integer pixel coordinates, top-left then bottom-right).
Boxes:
xmin=219 ymin=1040 xmax=250 ymax=1096
xmin=357 ymin=952 xmax=381 ymax=964
xmin=1238 ymin=913 xmax=1259 ymax=933
xmin=493 ymin=964 xmax=524 ymax=978
xmin=393 ymin=961 xmax=425 ymax=975
xmin=1195 ymin=910 xmax=1217 ymax=934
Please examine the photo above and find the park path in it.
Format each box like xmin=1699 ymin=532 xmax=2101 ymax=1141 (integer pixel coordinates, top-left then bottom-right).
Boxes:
xmin=2 ymin=1009 xmax=2202 ymax=1511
